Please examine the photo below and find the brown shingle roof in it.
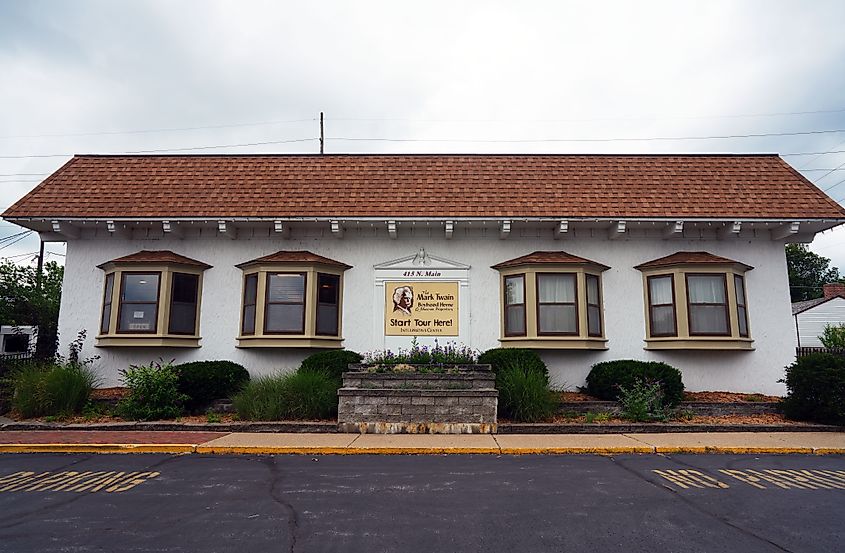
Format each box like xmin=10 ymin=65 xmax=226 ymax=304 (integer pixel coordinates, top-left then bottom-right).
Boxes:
xmin=634 ymin=251 xmax=753 ymax=271
xmin=491 ymin=251 xmax=610 ymax=270
xmin=236 ymin=250 xmax=352 ymax=269
xmin=97 ymin=250 xmax=211 ymax=269
xmin=3 ymin=154 xmax=844 ymax=220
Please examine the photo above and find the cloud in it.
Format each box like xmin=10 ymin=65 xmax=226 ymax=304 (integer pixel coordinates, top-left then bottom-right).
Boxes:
xmin=1 ymin=0 xmax=844 ymax=270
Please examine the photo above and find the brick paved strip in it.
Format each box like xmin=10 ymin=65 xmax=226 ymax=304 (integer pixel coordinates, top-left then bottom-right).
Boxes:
xmin=0 ymin=431 xmax=228 ymax=445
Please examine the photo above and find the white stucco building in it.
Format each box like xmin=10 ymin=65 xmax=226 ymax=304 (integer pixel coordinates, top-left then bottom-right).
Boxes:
xmin=4 ymin=153 xmax=844 ymax=394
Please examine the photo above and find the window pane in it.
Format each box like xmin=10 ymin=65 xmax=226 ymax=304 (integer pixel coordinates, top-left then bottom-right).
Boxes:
xmin=265 ymin=304 xmax=304 ymax=333
xmin=649 ymin=276 xmax=673 ymax=305
xmin=171 ymin=273 xmax=198 ymax=303
xmin=588 ymin=305 xmax=601 ymax=335
xmin=242 ymin=305 xmax=256 ymax=334
xmin=689 ymin=305 xmax=728 ymax=334
xmin=118 ymin=303 xmax=157 ymax=332
xmin=267 ymin=274 xmax=305 ymax=303
xmin=4 ymin=334 xmax=30 ymax=353
xmin=505 ymin=305 xmax=525 ymax=335
xmin=122 ymin=273 xmax=159 ymax=302
xmin=318 ymin=274 xmax=339 ymax=305
xmin=100 ymin=305 xmax=111 ymax=334
xmin=738 ymin=306 xmax=748 ymax=336
xmin=538 ymin=304 xmax=577 ymax=333
xmin=537 ymin=274 xmax=575 ymax=303
xmin=103 ymin=274 xmax=114 ymax=305
xmin=586 ymin=275 xmax=599 ymax=305
xmin=244 ymin=274 xmax=258 ymax=305
xmin=504 ymin=276 xmax=524 ymax=305
xmin=651 ymin=305 xmax=676 ymax=335
xmin=316 ymin=304 xmax=339 ymax=335
xmin=687 ymin=275 xmax=725 ymax=303
xmin=734 ymin=275 xmax=746 ymax=307
xmin=169 ymin=303 xmax=197 ymax=334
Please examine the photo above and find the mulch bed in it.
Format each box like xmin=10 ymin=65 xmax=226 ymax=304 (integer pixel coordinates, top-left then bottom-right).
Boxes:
xmin=557 ymin=390 xmax=782 ymax=403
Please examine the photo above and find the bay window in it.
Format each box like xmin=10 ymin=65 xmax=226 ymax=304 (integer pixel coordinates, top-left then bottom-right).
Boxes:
xmin=492 ymin=251 xmax=608 ymax=349
xmin=96 ymin=251 xmax=210 ymax=347
xmin=636 ymin=251 xmax=753 ymax=350
xmin=236 ymin=250 xmax=351 ymax=348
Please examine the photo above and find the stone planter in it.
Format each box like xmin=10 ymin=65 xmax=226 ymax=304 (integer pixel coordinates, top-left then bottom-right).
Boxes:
xmin=337 ymin=364 xmax=498 ymax=434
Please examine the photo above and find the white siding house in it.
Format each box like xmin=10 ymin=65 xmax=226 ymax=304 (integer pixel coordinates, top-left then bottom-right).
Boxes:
xmin=4 ymin=154 xmax=845 ymax=396
xmin=793 ymin=285 xmax=845 ymax=348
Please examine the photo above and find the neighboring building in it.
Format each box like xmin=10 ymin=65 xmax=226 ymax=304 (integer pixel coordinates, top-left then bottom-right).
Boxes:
xmin=0 ymin=325 xmax=37 ymax=357
xmin=3 ymin=154 xmax=845 ymax=394
xmin=793 ymin=283 xmax=845 ymax=347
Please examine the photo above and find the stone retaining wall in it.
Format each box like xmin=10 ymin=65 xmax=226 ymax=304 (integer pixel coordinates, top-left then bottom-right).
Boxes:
xmin=338 ymin=366 xmax=498 ymax=434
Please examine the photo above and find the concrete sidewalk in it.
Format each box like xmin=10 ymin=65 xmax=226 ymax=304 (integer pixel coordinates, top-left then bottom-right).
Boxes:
xmin=1 ymin=430 xmax=844 ymax=455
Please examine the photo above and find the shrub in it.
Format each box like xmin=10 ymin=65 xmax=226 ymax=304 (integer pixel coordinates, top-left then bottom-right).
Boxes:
xmin=233 ymin=370 xmax=338 ymax=421
xmin=478 ymin=348 xmax=549 ymax=386
xmin=780 ymin=353 xmax=845 ymax=425
xmin=586 ymin=360 xmax=684 ymax=406
xmin=175 ymin=360 xmax=250 ymax=413
xmin=617 ymin=378 xmax=667 ymax=422
xmin=496 ymin=364 xmax=557 ymax=422
xmin=819 ymin=323 xmax=845 ymax=348
xmin=299 ymin=350 xmax=363 ymax=382
xmin=9 ymin=361 xmax=98 ymax=418
xmin=117 ymin=360 xmax=187 ymax=421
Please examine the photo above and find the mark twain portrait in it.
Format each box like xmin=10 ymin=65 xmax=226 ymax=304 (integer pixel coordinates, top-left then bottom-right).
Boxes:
xmin=392 ymin=286 xmax=414 ymax=316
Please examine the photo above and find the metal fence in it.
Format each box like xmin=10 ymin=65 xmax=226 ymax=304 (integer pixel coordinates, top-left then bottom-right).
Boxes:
xmin=796 ymin=347 xmax=845 ymax=359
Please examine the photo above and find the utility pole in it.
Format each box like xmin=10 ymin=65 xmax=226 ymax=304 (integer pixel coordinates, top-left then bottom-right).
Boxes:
xmin=35 ymin=238 xmax=44 ymax=294
xmin=319 ymin=111 xmax=324 ymax=154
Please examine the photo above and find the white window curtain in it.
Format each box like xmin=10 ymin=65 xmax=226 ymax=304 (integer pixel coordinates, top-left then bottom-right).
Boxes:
xmin=649 ymin=276 xmax=673 ymax=305
xmin=687 ymin=275 xmax=725 ymax=303
xmin=688 ymin=275 xmax=728 ymax=334
xmin=538 ymin=274 xmax=575 ymax=303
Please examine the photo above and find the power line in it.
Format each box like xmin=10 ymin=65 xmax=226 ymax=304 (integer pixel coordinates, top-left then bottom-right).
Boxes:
xmin=327 ymin=127 xmax=845 ymax=145
xmin=0 ymin=231 xmax=34 ymax=252
xmin=812 ymin=159 xmax=845 ymax=183
xmin=0 ymin=137 xmax=320 ymax=159
xmin=0 ymin=230 xmax=32 ymax=244
xmin=0 ymin=173 xmax=49 ymax=177
xmin=0 ymin=179 xmax=43 ymax=183
xmin=782 ymin=149 xmax=845 ymax=156
xmin=822 ymin=176 xmax=845 ymax=193
xmin=0 ymin=117 xmax=317 ymax=140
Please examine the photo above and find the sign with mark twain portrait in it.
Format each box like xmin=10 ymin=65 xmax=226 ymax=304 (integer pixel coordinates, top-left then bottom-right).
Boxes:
xmin=385 ymin=281 xmax=459 ymax=336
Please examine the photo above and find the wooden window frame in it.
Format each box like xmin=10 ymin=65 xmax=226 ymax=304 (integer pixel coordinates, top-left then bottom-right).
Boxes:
xmin=241 ymin=273 xmax=258 ymax=336
xmin=167 ymin=272 xmax=200 ymax=336
xmin=503 ymin=274 xmax=527 ymax=337
xmin=734 ymin=274 xmax=749 ymax=338
xmin=685 ymin=273 xmax=731 ymax=337
xmin=315 ymin=272 xmax=341 ymax=337
xmin=535 ymin=272 xmax=579 ymax=337
xmin=585 ymin=274 xmax=603 ymax=338
xmin=646 ymin=274 xmax=678 ymax=338
xmin=115 ymin=271 xmax=162 ymax=335
xmin=100 ymin=273 xmax=114 ymax=334
xmin=263 ymin=271 xmax=307 ymax=335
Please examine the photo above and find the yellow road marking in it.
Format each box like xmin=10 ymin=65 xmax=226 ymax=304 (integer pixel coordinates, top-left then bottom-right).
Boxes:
xmin=0 ymin=470 xmax=159 ymax=493
xmin=654 ymin=468 xmax=845 ymax=490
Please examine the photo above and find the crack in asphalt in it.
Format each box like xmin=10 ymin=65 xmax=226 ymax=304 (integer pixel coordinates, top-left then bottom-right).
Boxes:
xmin=609 ymin=456 xmax=796 ymax=553
xmin=0 ymin=453 xmax=188 ymax=531
xmin=261 ymin=456 xmax=299 ymax=553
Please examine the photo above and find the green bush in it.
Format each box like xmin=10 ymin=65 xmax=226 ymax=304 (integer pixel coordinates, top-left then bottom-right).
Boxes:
xmin=175 ymin=360 xmax=250 ymax=413
xmin=586 ymin=360 xmax=684 ymax=406
xmin=9 ymin=361 xmax=99 ymax=418
xmin=233 ymin=370 xmax=338 ymax=421
xmin=478 ymin=348 xmax=549 ymax=385
xmin=117 ymin=360 xmax=187 ymax=421
xmin=299 ymin=350 xmax=362 ymax=383
xmin=496 ymin=364 xmax=558 ymax=422
xmin=819 ymin=324 xmax=845 ymax=348
xmin=617 ymin=378 xmax=667 ymax=422
xmin=781 ymin=353 xmax=845 ymax=425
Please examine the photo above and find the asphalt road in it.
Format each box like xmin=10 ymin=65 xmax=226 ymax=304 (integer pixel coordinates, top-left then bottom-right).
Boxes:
xmin=0 ymin=453 xmax=843 ymax=553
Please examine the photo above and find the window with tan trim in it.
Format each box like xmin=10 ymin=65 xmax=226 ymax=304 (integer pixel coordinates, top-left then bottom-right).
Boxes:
xmin=96 ymin=254 xmax=209 ymax=348
xmin=236 ymin=256 xmax=349 ymax=348
xmin=636 ymin=255 xmax=753 ymax=350
xmin=492 ymin=253 xmax=608 ymax=350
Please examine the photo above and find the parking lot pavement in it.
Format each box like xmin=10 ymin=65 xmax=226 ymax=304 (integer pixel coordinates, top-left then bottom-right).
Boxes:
xmin=0 ymin=453 xmax=843 ymax=553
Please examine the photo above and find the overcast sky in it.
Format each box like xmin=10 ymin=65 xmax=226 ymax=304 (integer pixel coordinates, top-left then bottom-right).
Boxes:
xmin=1 ymin=0 xmax=844 ymax=272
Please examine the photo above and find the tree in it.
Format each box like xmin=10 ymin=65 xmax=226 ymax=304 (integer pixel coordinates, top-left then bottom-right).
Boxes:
xmin=819 ymin=324 xmax=845 ymax=348
xmin=785 ymin=244 xmax=842 ymax=302
xmin=0 ymin=260 xmax=64 ymax=358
